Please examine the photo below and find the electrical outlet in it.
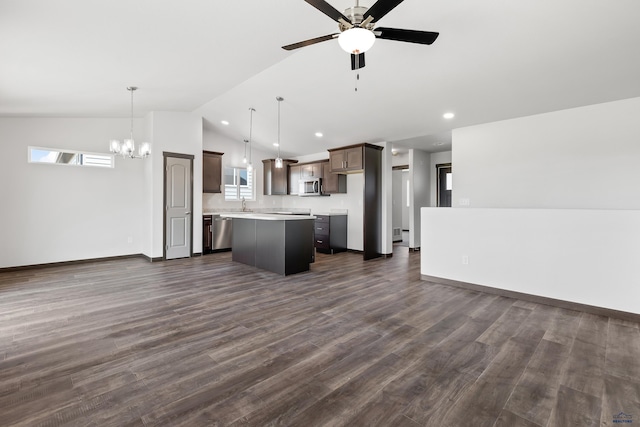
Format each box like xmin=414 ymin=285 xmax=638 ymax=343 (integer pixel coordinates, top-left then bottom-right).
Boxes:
xmin=459 ymin=198 xmax=470 ymax=206
xmin=462 ymin=255 xmax=469 ymax=265
xmin=127 ymin=236 xmax=133 ymax=244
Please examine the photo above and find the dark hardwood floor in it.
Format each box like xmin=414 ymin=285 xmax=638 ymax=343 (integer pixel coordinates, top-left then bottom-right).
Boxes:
xmin=0 ymin=248 xmax=639 ymax=426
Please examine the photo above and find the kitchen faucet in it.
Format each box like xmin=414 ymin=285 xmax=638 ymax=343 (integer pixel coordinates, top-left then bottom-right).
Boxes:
xmin=241 ymin=197 xmax=247 ymax=212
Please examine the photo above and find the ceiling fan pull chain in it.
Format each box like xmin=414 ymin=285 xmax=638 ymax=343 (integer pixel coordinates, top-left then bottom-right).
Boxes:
xmin=355 ymin=72 xmax=360 ymax=92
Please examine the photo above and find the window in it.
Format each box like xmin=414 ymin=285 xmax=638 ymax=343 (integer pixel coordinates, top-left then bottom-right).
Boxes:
xmin=28 ymin=147 xmax=114 ymax=168
xmin=224 ymin=167 xmax=254 ymax=201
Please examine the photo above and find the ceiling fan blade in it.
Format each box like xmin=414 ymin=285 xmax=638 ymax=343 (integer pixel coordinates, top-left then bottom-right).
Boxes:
xmin=282 ymin=33 xmax=338 ymax=51
xmin=304 ymin=0 xmax=350 ymax=23
xmin=362 ymin=0 xmax=405 ymax=23
xmin=375 ymin=27 xmax=439 ymax=45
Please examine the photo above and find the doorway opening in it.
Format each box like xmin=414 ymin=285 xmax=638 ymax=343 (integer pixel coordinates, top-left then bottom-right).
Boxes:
xmin=436 ymin=163 xmax=452 ymax=207
xmin=392 ymin=165 xmax=410 ymax=247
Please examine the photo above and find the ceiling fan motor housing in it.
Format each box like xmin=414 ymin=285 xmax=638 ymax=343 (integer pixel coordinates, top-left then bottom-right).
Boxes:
xmin=340 ymin=6 xmax=374 ymax=31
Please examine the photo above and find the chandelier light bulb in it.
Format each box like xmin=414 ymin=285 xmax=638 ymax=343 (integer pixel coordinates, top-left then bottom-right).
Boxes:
xmin=338 ymin=28 xmax=376 ymax=54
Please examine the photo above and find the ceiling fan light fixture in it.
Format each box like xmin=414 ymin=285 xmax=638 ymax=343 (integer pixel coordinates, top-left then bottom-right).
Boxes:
xmin=338 ymin=27 xmax=375 ymax=54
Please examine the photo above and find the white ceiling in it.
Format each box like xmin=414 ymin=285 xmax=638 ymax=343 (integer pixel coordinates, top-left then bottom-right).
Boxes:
xmin=2 ymin=0 xmax=640 ymax=157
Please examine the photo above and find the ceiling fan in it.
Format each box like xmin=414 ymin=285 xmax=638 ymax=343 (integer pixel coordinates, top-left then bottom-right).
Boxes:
xmin=282 ymin=0 xmax=439 ymax=70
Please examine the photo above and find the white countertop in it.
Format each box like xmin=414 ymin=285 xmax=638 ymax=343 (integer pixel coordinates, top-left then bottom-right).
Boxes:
xmin=220 ymin=213 xmax=316 ymax=221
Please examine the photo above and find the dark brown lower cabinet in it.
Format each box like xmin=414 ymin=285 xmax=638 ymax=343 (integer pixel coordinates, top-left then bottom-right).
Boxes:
xmin=314 ymin=214 xmax=347 ymax=254
xmin=203 ymin=215 xmax=212 ymax=253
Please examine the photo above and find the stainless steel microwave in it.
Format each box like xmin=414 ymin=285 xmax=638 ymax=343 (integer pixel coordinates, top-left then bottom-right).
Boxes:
xmin=299 ymin=178 xmax=322 ymax=196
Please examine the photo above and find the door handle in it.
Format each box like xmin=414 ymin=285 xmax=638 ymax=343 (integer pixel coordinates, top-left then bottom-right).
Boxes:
xmin=185 ymin=211 xmax=191 ymax=215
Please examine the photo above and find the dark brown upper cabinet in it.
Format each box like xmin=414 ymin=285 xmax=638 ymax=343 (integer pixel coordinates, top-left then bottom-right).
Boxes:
xmin=322 ymin=162 xmax=347 ymax=194
xmin=263 ymin=159 xmax=297 ymax=195
xmin=289 ymin=165 xmax=301 ymax=195
xmin=300 ymin=162 xmax=323 ymax=179
xmin=328 ymin=145 xmax=364 ymax=173
xmin=203 ymin=151 xmax=223 ymax=193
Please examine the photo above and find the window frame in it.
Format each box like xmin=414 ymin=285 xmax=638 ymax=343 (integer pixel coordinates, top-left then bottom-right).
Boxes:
xmin=224 ymin=166 xmax=255 ymax=201
xmin=28 ymin=146 xmax=115 ymax=168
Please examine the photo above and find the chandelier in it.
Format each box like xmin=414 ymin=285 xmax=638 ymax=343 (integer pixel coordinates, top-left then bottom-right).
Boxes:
xmin=109 ymin=86 xmax=151 ymax=159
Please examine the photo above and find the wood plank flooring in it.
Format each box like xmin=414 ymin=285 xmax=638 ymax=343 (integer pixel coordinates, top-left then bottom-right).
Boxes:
xmin=0 ymin=248 xmax=639 ymax=426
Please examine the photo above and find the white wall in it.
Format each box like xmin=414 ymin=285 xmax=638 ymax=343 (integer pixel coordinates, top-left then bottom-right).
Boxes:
xmin=421 ymin=97 xmax=640 ymax=315
xmin=421 ymin=208 xmax=640 ymax=315
xmin=0 ymin=118 xmax=146 ymax=268
xmin=401 ymin=171 xmax=410 ymax=230
xmin=147 ymin=112 xmax=203 ymax=259
xmin=453 ymin=97 xmax=640 ymax=209
xmin=409 ymin=149 xmax=431 ymax=248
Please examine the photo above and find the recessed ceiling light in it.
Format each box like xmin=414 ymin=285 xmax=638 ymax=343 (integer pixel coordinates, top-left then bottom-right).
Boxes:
xmin=221 ymin=120 xmax=230 ymax=125
xmin=273 ymin=142 xmax=279 ymax=147
xmin=443 ymin=112 xmax=455 ymax=119
xmin=315 ymin=132 xmax=323 ymax=138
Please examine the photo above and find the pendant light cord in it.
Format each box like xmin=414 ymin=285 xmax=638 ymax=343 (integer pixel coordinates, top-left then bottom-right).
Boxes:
xmin=249 ymin=107 xmax=255 ymax=164
xmin=276 ymin=97 xmax=283 ymax=158
xmin=129 ymin=87 xmax=135 ymax=141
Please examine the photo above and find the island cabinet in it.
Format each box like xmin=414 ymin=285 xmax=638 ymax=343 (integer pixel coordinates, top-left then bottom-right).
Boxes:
xmin=328 ymin=145 xmax=363 ymax=173
xmin=263 ymin=159 xmax=298 ymax=195
xmin=224 ymin=214 xmax=315 ymax=275
xmin=314 ymin=214 xmax=347 ymax=254
xmin=289 ymin=165 xmax=301 ymax=195
xmin=322 ymin=162 xmax=347 ymax=194
xmin=203 ymin=151 xmax=223 ymax=193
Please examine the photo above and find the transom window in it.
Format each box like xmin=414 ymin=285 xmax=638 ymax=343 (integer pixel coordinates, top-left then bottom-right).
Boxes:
xmin=28 ymin=147 xmax=114 ymax=168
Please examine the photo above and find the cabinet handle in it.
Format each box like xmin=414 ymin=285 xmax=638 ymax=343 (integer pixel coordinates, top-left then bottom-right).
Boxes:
xmin=316 ymin=240 xmax=323 ymax=243
xmin=317 ymin=227 xmax=323 ymax=230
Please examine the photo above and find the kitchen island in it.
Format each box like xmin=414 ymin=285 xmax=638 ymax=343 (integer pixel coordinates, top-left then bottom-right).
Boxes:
xmin=220 ymin=213 xmax=315 ymax=275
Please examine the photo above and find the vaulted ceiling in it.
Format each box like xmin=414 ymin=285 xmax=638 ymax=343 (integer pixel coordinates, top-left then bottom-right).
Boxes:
xmin=2 ymin=0 xmax=640 ymax=157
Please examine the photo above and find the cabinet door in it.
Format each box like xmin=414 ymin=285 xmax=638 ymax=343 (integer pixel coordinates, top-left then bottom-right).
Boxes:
xmin=322 ymin=162 xmax=346 ymax=194
xmin=272 ymin=163 xmax=288 ymax=195
xmin=289 ymin=165 xmax=301 ymax=195
xmin=345 ymin=147 xmax=363 ymax=171
xmin=203 ymin=216 xmax=212 ymax=252
xmin=203 ymin=152 xmax=222 ymax=193
xmin=330 ymin=149 xmax=345 ymax=172
xmin=301 ymin=163 xmax=322 ymax=179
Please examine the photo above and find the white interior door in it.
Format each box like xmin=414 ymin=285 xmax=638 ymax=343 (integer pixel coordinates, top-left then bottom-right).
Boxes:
xmin=165 ymin=156 xmax=192 ymax=259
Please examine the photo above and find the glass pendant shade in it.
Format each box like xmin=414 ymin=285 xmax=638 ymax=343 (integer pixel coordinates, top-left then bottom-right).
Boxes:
xmin=275 ymin=157 xmax=283 ymax=169
xmin=338 ymin=28 xmax=375 ymax=54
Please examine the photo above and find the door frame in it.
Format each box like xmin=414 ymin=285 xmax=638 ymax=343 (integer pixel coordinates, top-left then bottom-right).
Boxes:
xmin=436 ymin=162 xmax=452 ymax=207
xmin=163 ymin=151 xmax=195 ymax=260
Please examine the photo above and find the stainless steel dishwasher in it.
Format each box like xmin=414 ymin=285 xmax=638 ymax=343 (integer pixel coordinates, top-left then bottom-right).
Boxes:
xmin=211 ymin=215 xmax=233 ymax=250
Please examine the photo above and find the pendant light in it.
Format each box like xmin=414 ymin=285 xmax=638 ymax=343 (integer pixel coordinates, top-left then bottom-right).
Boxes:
xmin=109 ymin=86 xmax=151 ymax=159
xmin=247 ymin=107 xmax=255 ymax=172
xmin=275 ymin=96 xmax=284 ymax=169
